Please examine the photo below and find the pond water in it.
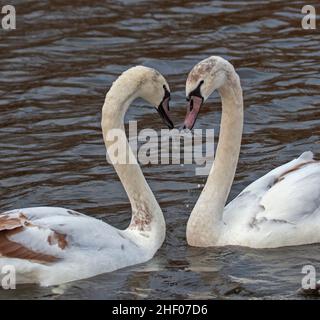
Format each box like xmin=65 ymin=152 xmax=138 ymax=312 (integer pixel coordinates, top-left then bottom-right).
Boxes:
xmin=0 ymin=0 xmax=319 ymax=299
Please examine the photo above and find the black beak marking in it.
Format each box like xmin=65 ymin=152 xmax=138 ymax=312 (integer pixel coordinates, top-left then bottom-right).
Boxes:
xmin=187 ymin=80 xmax=204 ymax=102
xmin=157 ymin=85 xmax=174 ymax=129
xmin=157 ymin=103 xmax=174 ymax=129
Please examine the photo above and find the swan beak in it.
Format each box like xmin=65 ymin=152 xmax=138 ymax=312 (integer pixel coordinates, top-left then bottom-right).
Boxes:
xmin=157 ymin=97 xmax=174 ymax=129
xmin=183 ymin=96 xmax=203 ymax=130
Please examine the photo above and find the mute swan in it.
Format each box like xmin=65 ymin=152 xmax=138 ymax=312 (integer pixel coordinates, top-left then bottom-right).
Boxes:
xmin=0 ymin=66 xmax=173 ymax=286
xmin=184 ymin=56 xmax=320 ymax=248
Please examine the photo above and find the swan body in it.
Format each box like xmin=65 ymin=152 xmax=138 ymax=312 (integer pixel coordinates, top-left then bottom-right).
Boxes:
xmin=0 ymin=207 xmax=153 ymax=286
xmin=220 ymin=152 xmax=320 ymax=248
xmin=184 ymin=56 xmax=320 ymax=248
xmin=0 ymin=66 xmax=172 ymax=286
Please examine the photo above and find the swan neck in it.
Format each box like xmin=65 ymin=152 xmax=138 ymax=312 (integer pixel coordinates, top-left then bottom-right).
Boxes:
xmin=101 ymin=81 xmax=165 ymax=249
xmin=187 ymin=71 xmax=243 ymax=246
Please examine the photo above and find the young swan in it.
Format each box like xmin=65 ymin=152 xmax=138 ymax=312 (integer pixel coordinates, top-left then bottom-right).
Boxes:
xmin=184 ymin=56 xmax=320 ymax=248
xmin=0 ymin=66 xmax=173 ymax=286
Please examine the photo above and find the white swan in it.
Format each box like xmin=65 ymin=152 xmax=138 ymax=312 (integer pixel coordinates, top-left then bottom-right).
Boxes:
xmin=0 ymin=66 xmax=173 ymax=286
xmin=184 ymin=56 xmax=320 ymax=248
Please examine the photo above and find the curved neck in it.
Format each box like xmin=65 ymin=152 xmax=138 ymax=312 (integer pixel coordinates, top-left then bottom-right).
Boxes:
xmin=101 ymin=80 xmax=165 ymax=249
xmin=187 ymin=71 xmax=243 ymax=246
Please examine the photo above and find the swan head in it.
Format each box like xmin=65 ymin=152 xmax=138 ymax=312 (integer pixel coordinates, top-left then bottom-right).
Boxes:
xmin=104 ymin=66 xmax=174 ymax=129
xmin=183 ymin=56 xmax=233 ymax=129
xmin=126 ymin=66 xmax=174 ymax=129
xmin=139 ymin=68 xmax=173 ymax=129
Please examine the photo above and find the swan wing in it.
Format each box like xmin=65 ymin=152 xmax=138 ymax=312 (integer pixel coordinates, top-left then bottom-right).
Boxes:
xmin=0 ymin=207 xmax=134 ymax=263
xmin=223 ymin=152 xmax=320 ymax=246
xmin=0 ymin=207 xmax=149 ymax=285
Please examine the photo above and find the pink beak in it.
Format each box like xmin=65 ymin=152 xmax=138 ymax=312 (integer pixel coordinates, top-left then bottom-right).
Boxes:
xmin=183 ymin=96 xmax=203 ymax=130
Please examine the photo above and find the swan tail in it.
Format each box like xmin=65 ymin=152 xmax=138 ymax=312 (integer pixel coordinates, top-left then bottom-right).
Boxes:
xmin=298 ymin=151 xmax=314 ymax=162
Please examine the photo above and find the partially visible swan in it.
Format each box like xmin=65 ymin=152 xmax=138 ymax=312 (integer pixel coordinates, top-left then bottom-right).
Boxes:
xmin=0 ymin=66 xmax=173 ymax=286
xmin=184 ymin=56 xmax=320 ymax=248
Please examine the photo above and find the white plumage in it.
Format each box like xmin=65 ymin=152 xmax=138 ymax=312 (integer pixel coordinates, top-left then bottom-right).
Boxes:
xmin=0 ymin=207 xmax=150 ymax=286
xmin=184 ymin=56 xmax=320 ymax=248
xmin=0 ymin=66 xmax=171 ymax=286
xmin=221 ymin=152 xmax=320 ymax=248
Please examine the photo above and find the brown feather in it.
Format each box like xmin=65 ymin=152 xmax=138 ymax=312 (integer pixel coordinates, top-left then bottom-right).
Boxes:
xmin=274 ymin=161 xmax=317 ymax=185
xmin=0 ymin=212 xmax=67 ymax=263
xmin=0 ymin=228 xmax=58 ymax=263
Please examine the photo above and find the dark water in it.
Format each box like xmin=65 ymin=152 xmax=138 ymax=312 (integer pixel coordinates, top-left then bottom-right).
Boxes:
xmin=0 ymin=0 xmax=320 ymax=299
